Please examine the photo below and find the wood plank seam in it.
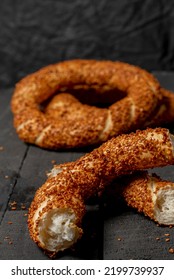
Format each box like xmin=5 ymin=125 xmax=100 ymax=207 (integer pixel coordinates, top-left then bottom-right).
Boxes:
xmin=0 ymin=145 xmax=29 ymax=225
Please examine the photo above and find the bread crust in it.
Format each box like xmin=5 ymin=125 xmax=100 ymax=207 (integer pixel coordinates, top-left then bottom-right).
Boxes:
xmin=28 ymin=128 xmax=174 ymax=255
xmin=12 ymin=59 xmax=172 ymax=149
xmin=111 ymin=171 xmax=174 ymax=225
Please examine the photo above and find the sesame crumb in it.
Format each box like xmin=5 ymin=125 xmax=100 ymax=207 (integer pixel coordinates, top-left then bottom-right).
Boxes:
xmin=10 ymin=201 xmax=17 ymax=206
xmin=4 ymin=236 xmax=10 ymax=240
xmin=169 ymin=248 xmax=174 ymax=254
xmin=117 ymin=237 xmax=122 ymax=241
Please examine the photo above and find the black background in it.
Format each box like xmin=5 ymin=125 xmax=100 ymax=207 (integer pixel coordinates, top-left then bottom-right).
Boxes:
xmin=1 ymin=0 xmax=174 ymax=87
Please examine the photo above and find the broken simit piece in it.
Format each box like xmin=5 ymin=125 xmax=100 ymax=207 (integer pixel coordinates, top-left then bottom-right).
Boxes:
xmin=28 ymin=128 xmax=174 ymax=256
xmin=107 ymin=171 xmax=174 ymax=225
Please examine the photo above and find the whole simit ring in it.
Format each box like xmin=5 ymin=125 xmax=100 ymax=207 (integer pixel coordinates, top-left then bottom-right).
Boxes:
xmin=11 ymin=59 xmax=172 ymax=149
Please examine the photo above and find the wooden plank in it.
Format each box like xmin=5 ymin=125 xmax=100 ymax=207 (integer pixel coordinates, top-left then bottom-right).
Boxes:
xmin=1 ymin=72 xmax=174 ymax=259
xmin=103 ymin=209 xmax=174 ymax=259
xmin=0 ymin=88 xmax=28 ymax=221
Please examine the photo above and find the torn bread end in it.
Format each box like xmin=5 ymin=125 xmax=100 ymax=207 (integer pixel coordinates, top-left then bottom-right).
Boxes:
xmin=38 ymin=208 xmax=82 ymax=253
xmin=154 ymin=186 xmax=174 ymax=225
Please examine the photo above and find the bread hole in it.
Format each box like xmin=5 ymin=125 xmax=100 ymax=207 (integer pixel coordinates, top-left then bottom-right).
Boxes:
xmin=63 ymin=87 xmax=127 ymax=107
xmin=40 ymin=87 xmax=127 ymax=111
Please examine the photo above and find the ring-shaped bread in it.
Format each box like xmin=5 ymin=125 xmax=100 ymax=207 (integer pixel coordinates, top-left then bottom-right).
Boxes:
xmin=11 ymin=60 xmax=163 ymax=149
xmin=28 ymin=128 xmax=174 ymax=255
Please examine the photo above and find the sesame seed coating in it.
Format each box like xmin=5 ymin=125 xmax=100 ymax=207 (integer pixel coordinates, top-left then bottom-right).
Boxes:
xmin=118 ymin=171 xmax=174 ymax=225
xmin=11 ymin=59 xmax=174 ymax=149
xmin=28 ymin=127 xmax=174 ymax=254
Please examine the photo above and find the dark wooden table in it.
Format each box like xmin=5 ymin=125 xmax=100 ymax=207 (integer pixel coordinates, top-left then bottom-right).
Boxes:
xmin=1 ymin=72 xmax=174 ymax=260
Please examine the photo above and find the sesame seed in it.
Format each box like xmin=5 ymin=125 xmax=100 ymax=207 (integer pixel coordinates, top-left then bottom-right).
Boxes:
xmin=169 ymin=248 xmax=174 ymax=254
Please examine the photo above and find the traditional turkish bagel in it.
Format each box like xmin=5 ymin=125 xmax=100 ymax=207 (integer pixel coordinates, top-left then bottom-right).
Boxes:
xmin=50 ymin=163 xmax=174 ymax=226
xmin=106 ymin=171 xmax=174 ymax=225
xmin=11 ymin=59 xmax=174 ymax=149
xmin=28 ymin=128 xmax=174 ymax=256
